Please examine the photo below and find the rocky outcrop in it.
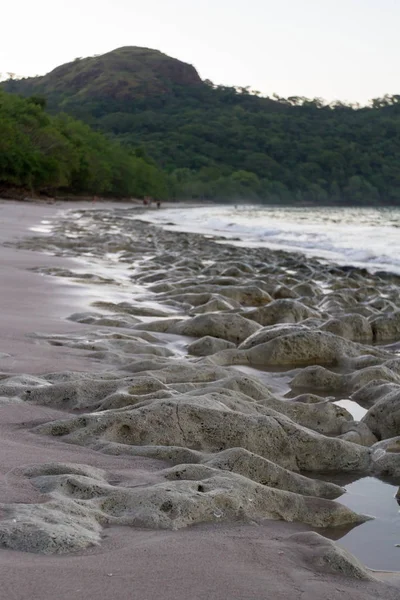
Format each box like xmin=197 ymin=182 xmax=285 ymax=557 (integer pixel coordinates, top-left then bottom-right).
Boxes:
xmin=1 ymin=46 xmax=204 ymax=102
xmin=173 ymin=313 xmax=260 ymax=344
xmin=362 ymin=386 xmax=400 ymax=439
xmin=289 ymin=532 xmax=373 ymax=580
xmin=244 ymin=299 xmax=319 ymax=326
xmin=187 ymin=336 xmax=236 ymax=356
xmin=0 ymin=463 xmax=367 ymax=554
xmin=4 ymin=204 xmax=400 ymax=581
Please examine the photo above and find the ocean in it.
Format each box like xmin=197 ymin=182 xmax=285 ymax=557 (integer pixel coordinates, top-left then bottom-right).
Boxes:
xmin=139 ymin=205 xmax=400 ymax=276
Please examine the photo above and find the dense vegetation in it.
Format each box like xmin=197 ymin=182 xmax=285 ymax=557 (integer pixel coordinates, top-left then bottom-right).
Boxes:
xmin=0 ymin=90 xmax=169 ymax=198
xmin=3 ymin=47 xmax=400 ymax=205
xmin=101 ymin=86 xmax=400 ymax=205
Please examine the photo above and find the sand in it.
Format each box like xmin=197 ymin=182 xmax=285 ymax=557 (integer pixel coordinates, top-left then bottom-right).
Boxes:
xmin=0 ymin=199 xmax=399 ymax=600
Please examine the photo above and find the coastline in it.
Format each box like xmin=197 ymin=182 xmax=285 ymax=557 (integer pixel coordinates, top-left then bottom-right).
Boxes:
xmin=135 ymin=203 xmax=400 ymax=277
xmin=0 ymin=200 xmax=137 ymax=373
xmin=0 ymin=200 xmax=399 ymax=599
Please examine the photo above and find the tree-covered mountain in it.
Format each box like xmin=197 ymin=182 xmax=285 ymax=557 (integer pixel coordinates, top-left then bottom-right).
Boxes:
xmin=3 ymin=47 xmax=400 ymax=205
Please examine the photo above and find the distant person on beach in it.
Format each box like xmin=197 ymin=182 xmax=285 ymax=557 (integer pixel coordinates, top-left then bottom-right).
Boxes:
xmin=156 ymin=200 xmax=161 ymax=209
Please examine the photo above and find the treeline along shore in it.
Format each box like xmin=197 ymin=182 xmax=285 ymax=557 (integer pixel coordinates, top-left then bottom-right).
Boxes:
xmin=2 ymin=46 xmax=400 ymax=205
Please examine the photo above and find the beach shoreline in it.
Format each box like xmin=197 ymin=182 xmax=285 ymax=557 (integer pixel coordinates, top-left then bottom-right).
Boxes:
xmin=0 ymin=200 xmax=399 ymax=599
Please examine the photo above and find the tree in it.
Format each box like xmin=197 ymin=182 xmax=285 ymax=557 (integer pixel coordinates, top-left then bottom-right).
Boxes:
xmin=3 ymin=58 xmax=400 ymax=206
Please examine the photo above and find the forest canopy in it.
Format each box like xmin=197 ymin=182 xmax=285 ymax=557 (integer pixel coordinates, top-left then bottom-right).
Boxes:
xmin=2 ymin=47 xmax=400 ymax=205
xmin=0 ymin=90 xmax=169 ymax=199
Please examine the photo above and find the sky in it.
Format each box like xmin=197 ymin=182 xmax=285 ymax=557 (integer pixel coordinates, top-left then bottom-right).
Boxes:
xmin=1 ymin=0 xmax=399 ymax=104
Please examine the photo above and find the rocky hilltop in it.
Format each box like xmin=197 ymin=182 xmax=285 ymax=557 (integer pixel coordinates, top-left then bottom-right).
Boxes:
xmin=3 ymin=46 xmax=203 ymax=101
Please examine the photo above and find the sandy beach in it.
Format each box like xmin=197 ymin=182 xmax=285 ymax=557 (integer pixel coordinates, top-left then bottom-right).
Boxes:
xmin=0 ymin=199 xmax=399 ymax=600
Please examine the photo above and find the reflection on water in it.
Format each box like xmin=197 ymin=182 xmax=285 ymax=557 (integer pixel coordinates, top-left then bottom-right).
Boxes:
xmin=334 ymin=399 xmax=367 ymax=421
xmin=326 ymin=476 xmax=400 ymax=571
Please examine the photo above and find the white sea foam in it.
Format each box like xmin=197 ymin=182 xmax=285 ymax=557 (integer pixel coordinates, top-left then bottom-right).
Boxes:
xmin=139 ymin=205 xmax=400 ymax=275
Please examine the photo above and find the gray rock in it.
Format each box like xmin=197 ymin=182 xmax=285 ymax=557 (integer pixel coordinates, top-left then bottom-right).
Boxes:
xmin=362 ymin=385 xmax=400 ymax=439
xmin=244 ymin=299 xmax=319 ymax=326
xmin=173 ymin=313 xmax=261 ymax=344
xmin=35 ymin=398 xmax=371 ymax=474
xmin=289 ymin=532 xmax=373 ymax=580
xmin=0 ymin=464 xmax=367 ymax=554
xmin=320 ymin=314 xmax=373 ymax=342
xmin=371 ymin=311 xmax=400 ymax=342
xmin=187 ymin=336 xmax=236 ymax=356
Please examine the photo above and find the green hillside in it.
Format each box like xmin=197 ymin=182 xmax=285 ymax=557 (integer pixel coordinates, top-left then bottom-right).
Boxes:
xmin=0 ymin=90 xmax=168 ymax=198
xmin=3 ymin=47 xmax=400 ymax=205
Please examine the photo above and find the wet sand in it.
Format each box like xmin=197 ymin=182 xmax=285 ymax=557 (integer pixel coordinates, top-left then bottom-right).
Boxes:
xmin=0 ymin=200 xmax=399 ymax=599
xmin=0 ymin=201 xmax=122 ymax=373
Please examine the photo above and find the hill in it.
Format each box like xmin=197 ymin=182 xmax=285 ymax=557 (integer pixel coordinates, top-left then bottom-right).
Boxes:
xmin=3 ymin=47 xmax=400 ymax=205
xmin=3 ymin=47 xmax=202 ymax=104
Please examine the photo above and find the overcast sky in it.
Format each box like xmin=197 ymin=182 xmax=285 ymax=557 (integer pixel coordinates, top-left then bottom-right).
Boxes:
xmin=2 ymin=0 xmax=398 ymax=103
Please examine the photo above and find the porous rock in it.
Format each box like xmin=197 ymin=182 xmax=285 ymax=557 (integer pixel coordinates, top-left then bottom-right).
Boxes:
xmin=371 ymin=311 xmax=400 ymax=342
xmin=289 ymin=531 xmax=373 ymax=580
xmin=35 ymin=398 xmax=371 ymax=474
xmin=173 ymin=313 xmax=261 ymax=344
xmin=362 ymin=385 xmax=400 ymax=440
xmin=245 ymin=299 xmax=319 ymax=326
xmin=245 ymin=331 xmax=377 ymax=368
xmin=320 ymin=314 xmax=373 ymax=342
xmin=0 ymin=464 xmax=367 ymax=554
xmin=187 ymin=336 xmax=236 ymax=356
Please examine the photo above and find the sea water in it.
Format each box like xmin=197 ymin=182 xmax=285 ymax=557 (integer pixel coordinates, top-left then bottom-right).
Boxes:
xmin=139 ymin=205 xmax=400 ymax=276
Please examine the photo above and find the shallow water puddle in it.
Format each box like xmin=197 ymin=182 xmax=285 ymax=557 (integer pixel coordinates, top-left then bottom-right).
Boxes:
xmin=327 ymin=477 xmax=400 ymax=571
xmin=334 ymin=399 xmax=367 ymax=420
